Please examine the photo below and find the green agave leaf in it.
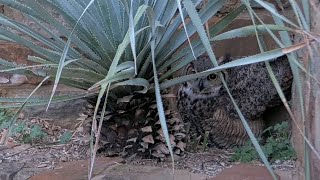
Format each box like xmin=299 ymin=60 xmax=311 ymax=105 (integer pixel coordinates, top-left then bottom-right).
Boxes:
xmin=1 ymin=0 xmax=100 ymax=61
xmin=155 ymin=0 xmax=202 ymax=55
xmin=0 ymin=28 xmax=62 ymax=62
xmin=301 ymin=0 xmax=310 ymax=29
xmin=115 ymin=61 xmax=135 ymax=72
xmin=253 ymin=0 xmax=298 ymax=28
xmin=110 ymin=78 xmax=150 ymax=93
xmin=146 ymin=4 xmax=175 ymax=167
xmin=89 ymin=83 xmax=110 ymax=179
xmin=287 ymin=0 xmax=308 ymax=30
xmin=175 ymin=0 xmax=197 ymax=64
xmin=0 ymin=92 xmax=89 ymax=103
xmin=47 ymin=0 xmax=96 ymax=111
xmin=0 ymin=58 xmax=19 ymax=68
xmin=159 ymin=44 xmax=206 ymax=81
xmin=0 ymin=64 xmax=55 ymax=73
xmin=209 ymin=4 xmax=246 ymax=36
xmin=0 ymin=14 xmax=77 ymax=58
xmin=157 ymin=4 xmax=246 ymax=75
xmin=211 ymin=24 xmax=294 ymax=41
xmin=89 ymin=68 xmax=135 ymax=90
xmin=157 ymin=0 xmax=224 ymax=66
xmin=27 ymin=56 xmax=58 ymax=66
xmin=129 ymin=0 xmax=137 ymax=75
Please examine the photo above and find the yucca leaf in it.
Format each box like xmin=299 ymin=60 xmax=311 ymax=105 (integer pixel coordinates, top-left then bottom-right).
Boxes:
xmin=158 ymin=4 xmax=246 ymax=74
xmin=147 ymin=5 xmax=175 ymax=168
xmin=211 ymin=24 xmax=294 ymax=41
xmin=129 ymin=0 xmax=137 ymax=75
xmin=252 ymin=0 xmax=298 ymax=28
xmin=158 ymin=0 xmax=224 ymax=66
xmin=0 ymin=28 xmax=62 ymax=62
xmin=47 ymin=0 xmax=96 ymax=111
xmin=110 ymin=78 xmax=150 ymax=93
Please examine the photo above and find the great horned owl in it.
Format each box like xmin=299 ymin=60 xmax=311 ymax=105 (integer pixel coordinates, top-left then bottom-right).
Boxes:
xmin=177 ymin=55 xmax=292 ymax=148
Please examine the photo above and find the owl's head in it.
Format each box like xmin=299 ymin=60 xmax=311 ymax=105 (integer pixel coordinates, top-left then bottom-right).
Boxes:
xmin=182 ymin=55 xmax=228 ymax=95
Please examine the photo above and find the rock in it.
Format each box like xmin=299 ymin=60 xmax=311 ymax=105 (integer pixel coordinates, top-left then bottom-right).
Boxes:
xmin=0 ymin=42 xmax=34 ymax=65
xmin=24 ymin=99 xmax=89 ymax=130
xmin=30 ymin=160 xmax=208 ymax=180
xmin=276 ymin=170 xmax=299 ymax=180
xmin=1 ymin=84 xmax=87 ymax=129
xmin=9 ymin=74 xmax=28 ymax=85
xmin=212 ymin=164 xmax=280 ymax=180
xmin=0 ymin=76 xmax=9 ymax=84
xmin=93 ymin=164 xmax=208 ymax=180
xmin=30 ymin=157 xmax=124 ymax=180
xmin=0 ymin=161 xmax=24 ymax=180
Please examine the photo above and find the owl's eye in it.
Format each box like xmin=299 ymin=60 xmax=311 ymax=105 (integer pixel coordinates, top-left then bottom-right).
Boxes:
xmin=207 ymin=74 xmax=218 ymax=81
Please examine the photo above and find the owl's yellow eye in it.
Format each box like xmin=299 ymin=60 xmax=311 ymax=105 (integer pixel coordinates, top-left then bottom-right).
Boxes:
xmin=207 ymin=74 xmax=218 ymax=81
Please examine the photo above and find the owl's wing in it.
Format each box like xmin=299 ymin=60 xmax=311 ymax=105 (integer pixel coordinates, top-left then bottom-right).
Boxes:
xmin=224 ymin=61 xmax=283 ymax=120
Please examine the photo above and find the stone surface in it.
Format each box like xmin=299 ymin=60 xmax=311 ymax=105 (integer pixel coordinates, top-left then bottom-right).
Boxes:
xmin=0 ymin=84 xmax=87 ymax=129
xmin=276 ymin=170 xmax=299 ymax=180
xmin=94 ymin=164 xmax=208 ymax=180
xmin=0 ymin=42 xmax=34 ymax=65
xmin=29 ymin=161 xmax=298 ymax=180
xmin=211 ymin=164 xmax=280 ymax=180
xmin=31 ymin=161 xmax=208 ymax=180
xmin=0 ymin=161 xmax=25 ymax=180
xmin=24 ymin=98 xmax=89 ymax=129
xmin=29 ymin=157 xmax=122 ymax=180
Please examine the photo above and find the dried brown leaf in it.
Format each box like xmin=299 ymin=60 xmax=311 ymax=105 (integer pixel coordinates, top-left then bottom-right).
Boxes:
xmin=140 ymin=142 xmax=149 ymax=149
xmin=177 ymin=141 xmax=186 ymax=151
xmin=154 ymin=143 xmax=169 ymax=154
xmin=151 ymin=151 xmax=165 ymax=158
xmin=141 ymin=126 xmax=152 ymax=132
xmin=0 ymin=76 xmax=9 ymax=83
xmin=117 ymin=95 xmax=134 ymax=103
xmin=127 ymin=137 xmax=137 ymax=143
xmin=142 ymin=134 xmax=154 ymax=144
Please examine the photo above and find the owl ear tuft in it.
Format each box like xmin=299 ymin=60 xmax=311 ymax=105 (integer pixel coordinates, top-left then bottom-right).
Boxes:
xmin=184 ymin=63 xmax=195 ymax=75
xmin=218 ymin=54 xmax=232 ymax=64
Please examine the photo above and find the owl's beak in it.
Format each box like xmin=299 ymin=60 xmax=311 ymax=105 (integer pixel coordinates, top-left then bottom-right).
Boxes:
xmin=198 ymin=79 xmax=204 ymax=91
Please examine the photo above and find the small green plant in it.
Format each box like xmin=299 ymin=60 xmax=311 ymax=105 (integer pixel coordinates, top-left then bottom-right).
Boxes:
xmin=60 ymin=131 xmax=72 ymax=144
xmin=231 ymin=139 xmax=261 ymax=162
xmin=231 ymin=121 xmax=296 ymax=163
xmin=22 ymin=124 xmax=47 ymax=144
xmin=0 ymin=109 xmax=11 ymax=130
xmin=11 ymin=121 xmax=26 ymax=135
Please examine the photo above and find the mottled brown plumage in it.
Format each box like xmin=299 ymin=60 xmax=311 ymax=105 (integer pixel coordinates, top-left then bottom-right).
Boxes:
xmin=177 ymin=55 xmax=292 ymax=148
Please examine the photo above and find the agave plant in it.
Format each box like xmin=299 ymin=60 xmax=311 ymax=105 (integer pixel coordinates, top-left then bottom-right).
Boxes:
xmin=0 ymin=0 xmax=240 ymax=167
